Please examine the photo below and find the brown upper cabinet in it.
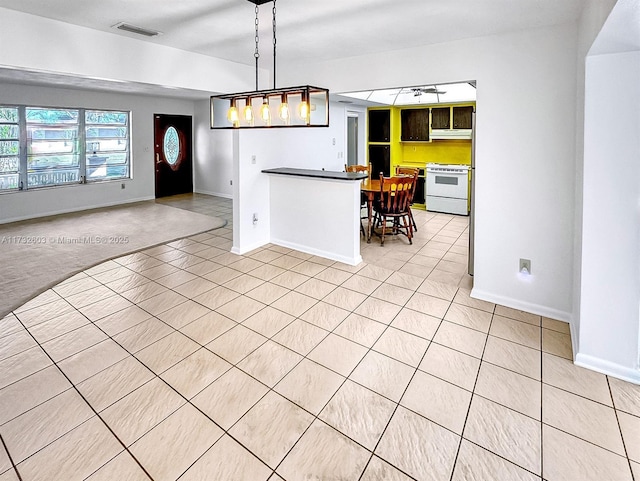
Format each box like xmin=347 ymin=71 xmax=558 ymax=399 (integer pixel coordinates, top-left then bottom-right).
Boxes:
xmin=431 ymin=107 xmax=450 ymax=130
xmin=368 ymin=109 xmax=391 ymax=142
xmin=401 ymin=108 xmax=430 ymax=141
xmin=453 ymin=106 xmax=473 ymax=129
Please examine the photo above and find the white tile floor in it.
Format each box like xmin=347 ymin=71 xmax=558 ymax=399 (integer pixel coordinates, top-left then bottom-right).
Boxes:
xmin=0 ymin=195 xmax=639 ymax=481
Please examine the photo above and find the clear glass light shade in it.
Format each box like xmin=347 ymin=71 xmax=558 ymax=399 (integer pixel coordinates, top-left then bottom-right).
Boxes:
xmin=211 ymin=86 xmax=329 ymax=129
xmin=278 ymin=97 xmax=290 ymax=122
xmin=227 ymin=106 xmax=239 ymax=126
xmin=260 ymin=101 xmax=271 ymax=124
xmin=243 ymin=103 xmax=254 ymax=124
xmin=298 ymin=101 xmax=309 ymax=121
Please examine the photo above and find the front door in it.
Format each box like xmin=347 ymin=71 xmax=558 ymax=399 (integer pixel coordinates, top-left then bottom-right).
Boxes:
xmin=154 ymin=114 xmax=193 ymax=198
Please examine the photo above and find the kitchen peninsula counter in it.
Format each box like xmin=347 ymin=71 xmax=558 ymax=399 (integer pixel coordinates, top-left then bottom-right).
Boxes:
xmin=262 ymin=167 xmax=366 ymax=265
xmin=262 ymin=167 xmax=368 ymax=181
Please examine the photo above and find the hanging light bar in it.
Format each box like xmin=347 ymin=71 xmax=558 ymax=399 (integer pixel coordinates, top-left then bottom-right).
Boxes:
xmin=210 ymin=0 xmax=329 ymax=129
xmin=212 ymin=85 xmax=327 ymax=129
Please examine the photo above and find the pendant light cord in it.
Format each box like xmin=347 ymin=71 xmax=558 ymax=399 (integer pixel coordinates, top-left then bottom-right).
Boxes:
xmin=272 ymin=0 xmax=277 ymax=89
xmin=254 ymin=4 xmax=260 ymax=90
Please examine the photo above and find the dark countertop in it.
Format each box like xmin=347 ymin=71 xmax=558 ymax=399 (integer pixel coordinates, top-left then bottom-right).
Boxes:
xmin=262 ymin=167 xmax=368 ymax=181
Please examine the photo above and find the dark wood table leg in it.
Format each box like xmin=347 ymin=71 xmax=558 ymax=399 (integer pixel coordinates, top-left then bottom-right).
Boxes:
xmin=367 ymin=194 xmax=373 ymax=243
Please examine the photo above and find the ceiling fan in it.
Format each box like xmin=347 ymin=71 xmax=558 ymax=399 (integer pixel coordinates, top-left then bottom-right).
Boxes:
xmin=396 ymin=87 xmax=447 ymax=97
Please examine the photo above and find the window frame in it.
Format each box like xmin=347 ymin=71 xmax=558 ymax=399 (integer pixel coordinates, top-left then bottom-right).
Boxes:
xmin=0 ymin=104 xmax=132 ymax=193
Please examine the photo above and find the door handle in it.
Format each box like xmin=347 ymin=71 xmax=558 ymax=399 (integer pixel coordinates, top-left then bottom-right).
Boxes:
xmin=156 ymin=153 xmax=161 ymax=164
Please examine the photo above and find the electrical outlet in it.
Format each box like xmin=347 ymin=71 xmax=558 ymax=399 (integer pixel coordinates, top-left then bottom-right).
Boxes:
xmin=251 ymin=155 xmax=256 ymax=165
xmin=121 ymin=183 xmax=125 ymax=189
xmin=230 ymin=180 xmax=233 ymax=185
xmin=519 ymin=258 xmax=531 ymax=274
xmin=252 ymin=213 xmax=258 ymax=225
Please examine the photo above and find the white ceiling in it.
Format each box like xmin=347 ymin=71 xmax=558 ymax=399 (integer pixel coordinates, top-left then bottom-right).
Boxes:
xmin=0 ymin=0 xmax=586 ymax=99
xmin=0 ymin=0 xmax=585 ymax=66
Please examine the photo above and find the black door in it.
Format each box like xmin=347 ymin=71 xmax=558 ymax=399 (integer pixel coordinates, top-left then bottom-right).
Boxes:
xmin=154 ymin=114 xmax=193 ymax=198
xmin=369 ymin=144 xmax=390 ymax=177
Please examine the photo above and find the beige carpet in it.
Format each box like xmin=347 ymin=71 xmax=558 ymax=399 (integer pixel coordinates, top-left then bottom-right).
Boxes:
xmin=0 ymin=201 xmax=226 ymax=318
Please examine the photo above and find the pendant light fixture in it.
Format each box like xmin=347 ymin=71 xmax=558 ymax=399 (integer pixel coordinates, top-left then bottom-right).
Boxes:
xmin=210 ymin=0 xmax=329 ymax=129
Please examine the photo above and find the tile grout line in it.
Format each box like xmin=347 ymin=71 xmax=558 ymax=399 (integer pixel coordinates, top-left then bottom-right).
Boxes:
xmin=0 ymin=432 xmax=23 ymax=481
xmin=606 ymin=376 xmax=636 ymax=481
xmin=540 ymin=316 xmax=544 ymax=480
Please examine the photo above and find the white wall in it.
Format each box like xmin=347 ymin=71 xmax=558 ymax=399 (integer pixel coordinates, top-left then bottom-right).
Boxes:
xmin=193 ymin=99 xmax=233 ymax=198
xmin=0 ymin=82 xmax=195 ymax=223
xmin=232 ymin=102 xmax=353 ymax=254
xmin=571 ymin=0 xmax=618 ymax=355
xmin=0 ymin=7 xmax=258 ymax=94
xmin=278 ymin=24 xmax=579 ymax=320
xmin=576 ymin=0 xmax=640 ymax=383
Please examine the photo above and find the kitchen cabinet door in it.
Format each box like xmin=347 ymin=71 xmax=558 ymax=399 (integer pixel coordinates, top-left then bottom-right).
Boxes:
xmin=453 ymin=106 xmax=473 ymax=129
xmin=368 ymin=110 xmax=390 ymax=142
xmin=369 ymin=144 xmax=390 ymax=177
xmin=401 ymin=109 xmax=429 ymax=141
xmin=431 ymin=107 xmax=450 ymax=130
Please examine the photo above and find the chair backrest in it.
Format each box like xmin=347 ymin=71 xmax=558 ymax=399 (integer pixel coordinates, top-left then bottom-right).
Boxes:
xmin=345 ymin=164 xmax=371 ymax=178
xmin=379 ymin=174 xmax=414 ymax=214
xmin=395 ymin=167 xmax=419 ymax=202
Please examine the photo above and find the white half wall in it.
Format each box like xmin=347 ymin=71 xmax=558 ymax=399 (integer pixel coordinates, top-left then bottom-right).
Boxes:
xmin=268 ymin=174 xmax=363 ymax=265
xmin=578 ymin=50 xmax=640 ymax=383
xmin=232 ymin=102 xmax=354 ymax=254
xmin=279 ymin=23 xmax=579 ymax=319
xmin=0 ymin=82 xmax=195 ymax=223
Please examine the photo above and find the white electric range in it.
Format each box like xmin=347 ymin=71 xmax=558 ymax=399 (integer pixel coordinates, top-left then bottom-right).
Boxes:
xmin=425 ymin=163 xmax=470 ymax=215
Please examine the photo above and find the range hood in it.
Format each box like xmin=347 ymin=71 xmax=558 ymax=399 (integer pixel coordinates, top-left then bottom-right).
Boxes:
xmin=430 ymin=129 xmax=473 ymax=140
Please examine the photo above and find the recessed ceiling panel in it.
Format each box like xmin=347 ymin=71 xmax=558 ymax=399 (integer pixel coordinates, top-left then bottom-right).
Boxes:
xmin=337 ymin=82 xmax=476 ymax=107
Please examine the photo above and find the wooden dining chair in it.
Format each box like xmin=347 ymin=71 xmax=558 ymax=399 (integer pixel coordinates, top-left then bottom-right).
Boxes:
xmin=345 ymin=164 xmax=371 ymax=236
xmin=345 ymin=164 xmax=371 ymax=177
xmin=395 ymin=166 xmax=419 ymax=232
xmin=373 ymin=174 xmax=414 ymax=246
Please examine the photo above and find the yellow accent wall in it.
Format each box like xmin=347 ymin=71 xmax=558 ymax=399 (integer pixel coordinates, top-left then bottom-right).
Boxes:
xmin=400 ymin=140 xmax=471 ymax=165
xmin=367 ymin=103 xmax=475 ymax=211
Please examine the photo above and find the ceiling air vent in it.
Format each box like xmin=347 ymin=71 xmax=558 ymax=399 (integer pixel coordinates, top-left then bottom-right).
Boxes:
xmin=112 ymin=22 xmax=162 ymax=37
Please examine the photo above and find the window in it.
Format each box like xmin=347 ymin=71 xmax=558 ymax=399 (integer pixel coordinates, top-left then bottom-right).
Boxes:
xmin=27 ymin=108 xmax=80 ymax=188
xmin=0 ymin=107 xmax=20 ymax=191
xmin=85 ymin=110 xmax=130 ymax=181
xmin=0 ymin=105 xmax=131 ymax=192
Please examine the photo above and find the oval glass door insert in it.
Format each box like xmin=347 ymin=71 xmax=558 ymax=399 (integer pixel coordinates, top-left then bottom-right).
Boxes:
xmin=163 ymin=126 xmax=180 ymax=165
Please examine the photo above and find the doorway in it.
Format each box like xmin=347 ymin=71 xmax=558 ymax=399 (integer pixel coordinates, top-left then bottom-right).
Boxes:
xmin=154 ymin=114 xmax=193 ymax=198
xmin=346 ymin=114 xmax=359 ymax=167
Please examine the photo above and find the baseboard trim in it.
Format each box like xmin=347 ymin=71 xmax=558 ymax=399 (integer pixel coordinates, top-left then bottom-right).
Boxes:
xmin=470 ymin=288 xmax=571 ymax=323
xmin=0 ymin=196 xmax=155 ymax=225
xmin=232 ymin=240 xmax=268 ymax=256
xmin=569 ymin=315 xmax=579 ymax=360
xmin=575 ymin=353 xmax=640 ymax=385
xmin=194 ymin=189 xmax=232 ymax=199
xmin=271 ymin=237 xmax=363 ymax=266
